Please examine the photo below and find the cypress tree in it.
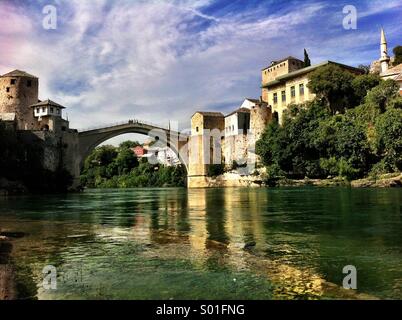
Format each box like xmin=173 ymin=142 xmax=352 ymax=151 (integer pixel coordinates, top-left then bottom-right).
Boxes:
xmin=304 ymin=49 xmax=311 ymax=67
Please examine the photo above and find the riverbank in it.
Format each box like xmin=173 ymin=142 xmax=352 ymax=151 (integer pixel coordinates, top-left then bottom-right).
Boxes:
xmin=192 ymin=171 xmax=402 ymax=188
xmin=0 ymin=233 xmax=16 ymax=300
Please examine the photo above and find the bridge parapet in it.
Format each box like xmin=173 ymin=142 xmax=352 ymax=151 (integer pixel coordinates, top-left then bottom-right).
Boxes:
xmin=78 ymin=119 xmax=175 ymax=133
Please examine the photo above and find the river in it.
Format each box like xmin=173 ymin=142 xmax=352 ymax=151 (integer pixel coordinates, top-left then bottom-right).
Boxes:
xmin=1 ymin=187 xmax=402 ymax=300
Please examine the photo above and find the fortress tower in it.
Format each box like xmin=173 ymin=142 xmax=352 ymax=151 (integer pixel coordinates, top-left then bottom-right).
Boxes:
xmin=0 ymin=70 xmax=39 ymax=130
xmin=250 ymin=100 xmax=272 ymax=142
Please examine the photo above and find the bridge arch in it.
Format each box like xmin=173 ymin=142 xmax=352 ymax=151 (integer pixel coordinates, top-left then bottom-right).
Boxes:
xmin=78 ymin=121 xmax=189 ymax=172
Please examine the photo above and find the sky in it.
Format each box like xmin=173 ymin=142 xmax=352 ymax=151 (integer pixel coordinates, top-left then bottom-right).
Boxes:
xmin=1 ymin=0 xmax=401 ymax=143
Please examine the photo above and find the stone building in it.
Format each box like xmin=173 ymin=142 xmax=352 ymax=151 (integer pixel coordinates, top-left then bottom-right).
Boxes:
xmin=0 ymin=112 xmax=16 ymax=130
xmin=0 ymin=69 xmax=80 ymax=187
xmin=249 ymin=100 xmax=272 ymax=163
xmin=222 ymin=98 xmax=272 ymax=169
xmin=261 ymin=59 xmax=362 ymax=124
xmin=188 ymin=111 xmax=224 ymax=187
xmin=31 ymin=99 xmax=69 ymax=132
xmin=0 ymin=70 xmax=39 ymax=130
xmin=223 ymin=107 xmax=250 ymax=168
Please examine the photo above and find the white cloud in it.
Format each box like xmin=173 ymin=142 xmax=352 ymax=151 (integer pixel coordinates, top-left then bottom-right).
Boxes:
xmin=0 ymin=0 xmax=400 ymax=146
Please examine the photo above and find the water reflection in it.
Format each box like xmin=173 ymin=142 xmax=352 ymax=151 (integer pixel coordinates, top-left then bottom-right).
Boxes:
xmin=0 ymin=187 xmax=401 ymax=299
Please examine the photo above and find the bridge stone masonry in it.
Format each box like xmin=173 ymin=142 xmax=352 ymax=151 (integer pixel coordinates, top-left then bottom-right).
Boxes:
xmin=66 ymin=119 xmax=190 ymax=188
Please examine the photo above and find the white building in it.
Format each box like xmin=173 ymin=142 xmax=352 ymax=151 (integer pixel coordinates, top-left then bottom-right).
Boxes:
xmin=223 ymin=99 xmax=255 ymax=167
xmin=30 ymin=99 xmax=68 ymax=131
xmin=143 ymin=145 xmax=180 ymax=166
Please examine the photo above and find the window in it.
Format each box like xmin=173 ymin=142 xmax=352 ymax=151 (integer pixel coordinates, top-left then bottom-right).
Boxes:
xmin=50 ymin=107 xmax=54 ymax=113
xmin=6 ymin=87 xmax=10 ymax=92
xmin=10 ymin=79 xmax=16 ymax=85
xmin=42 ymin=107 xmax=45 ymax=112
xmin=291 ymin=86 xmax=296 ymax=98
xmin=273 ymin=93 xmax=278 ymax=104
xmin=281 ymin=90 xmax=286 ymax=102
xmin=57 ymin=109 xmax=60 ymax=114
xmin=299 ymin=84 xmax=305 ymax=95
xmin=196 ymin=126 xmax=199 ymax=132
xmin=27 ymin=80 xmax=32 ymax=87
xmin=36 ymin=108 xmax=40 ymax=113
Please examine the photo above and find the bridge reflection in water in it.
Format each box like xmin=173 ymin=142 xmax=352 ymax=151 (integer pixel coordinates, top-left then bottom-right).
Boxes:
xmin=2 ymin=187 xmax=399 ymax=299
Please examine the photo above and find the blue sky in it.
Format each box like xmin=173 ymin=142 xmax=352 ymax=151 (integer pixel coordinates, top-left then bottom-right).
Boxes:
xmin=1 ymin=0 xmax=401 ymax=137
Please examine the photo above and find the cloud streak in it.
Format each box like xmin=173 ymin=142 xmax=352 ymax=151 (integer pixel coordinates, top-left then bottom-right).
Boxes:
xmin=0 ymin=0 xmax=400 ymax=140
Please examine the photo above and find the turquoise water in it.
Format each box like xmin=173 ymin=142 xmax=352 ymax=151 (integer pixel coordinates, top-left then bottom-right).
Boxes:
xmin=1 ymin=187 xmax=402 ymax=299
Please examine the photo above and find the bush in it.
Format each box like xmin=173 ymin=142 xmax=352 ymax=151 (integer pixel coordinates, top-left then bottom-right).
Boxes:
xmin=80 ymin=141 xmax=187 ymax=188
xmin=374 ymin=108 xmax=402 ymax=171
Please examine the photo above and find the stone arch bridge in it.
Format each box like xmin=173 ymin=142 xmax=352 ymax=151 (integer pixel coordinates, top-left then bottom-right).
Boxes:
xmin=77 ymin=120 xmax=189 ymax=171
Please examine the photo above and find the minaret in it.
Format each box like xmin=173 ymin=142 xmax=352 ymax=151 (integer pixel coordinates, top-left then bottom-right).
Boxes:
xmin=380 ymin=27 xmax=390 ymax=74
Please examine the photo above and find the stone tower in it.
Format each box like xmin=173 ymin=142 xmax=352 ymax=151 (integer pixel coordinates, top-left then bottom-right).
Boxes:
xmin=249 ymin=101 xmax=272 ymax=165
xmin=0 ymin=70 xmax=39 ymax=130
xmin=380 ymin=28 xmax=390 ymax=74
xmin=188 ymin=111 xmax=224 ymax=187
xmin=250 ymin=100 xmax=272 ymax=142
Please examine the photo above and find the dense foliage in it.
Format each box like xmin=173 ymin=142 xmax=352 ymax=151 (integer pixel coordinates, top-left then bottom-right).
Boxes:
xmin=0 ymin=123 xmax=72 ymax=193
xmin=393 ymin=46 xmax=402 ymax=66
xmin=80 ymin=141 xmax=186 ymax=188
xmin=256 ymin=68 xmax=402 ymax=181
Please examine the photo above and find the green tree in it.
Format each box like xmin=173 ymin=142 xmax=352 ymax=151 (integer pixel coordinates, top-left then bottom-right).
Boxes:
xmin=303 ymin=49 xmax=311 ymax=67
xmin=374 ymin=108 xmax=402 ymax=172
xmin=365 ymin=79 xmax=399 ymax=112
xmin=315 ymin=115 xmax=371 ymax=178
xmin=119 ymin=140 xmax=141 ymax=150
xmin=352 ymin=73 xmax=381 ymax=104
xmin=393 ymin=46 xmax=402 ymax=66
xmin=307 ymin=64 xmax=356 ymax=114
xmin=114 ymin=148 xmax=139 ymax=175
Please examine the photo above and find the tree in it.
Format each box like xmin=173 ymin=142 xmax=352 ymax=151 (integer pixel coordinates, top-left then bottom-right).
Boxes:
xmin=374 ymin=108 xmax=402 ymax=171
xmin=119 ymin=140 xmax=141 ymax=150
xmin=114 ymin=148 xmax=139 ymax=175
xmin=365 ymin=79 xmax=399 ymax=112
xmin=307 ymin=64 xmax=356 ymax=115
xmin=393 ymin=46 xmax=402 ymax=66
xmin=315 ymin=115 xmax=371 ymax=178
xmin=303 ymin=49 xmax=311 ymax=67
xmin=352 ymin=73 xmax=381 ymax=104
xmin=256 ymin=102 xmax=330 ymax=178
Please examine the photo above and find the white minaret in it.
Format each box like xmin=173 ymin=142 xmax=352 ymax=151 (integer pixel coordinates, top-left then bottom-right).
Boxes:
xmin=380 ymin=27 xmax=390 ymax=74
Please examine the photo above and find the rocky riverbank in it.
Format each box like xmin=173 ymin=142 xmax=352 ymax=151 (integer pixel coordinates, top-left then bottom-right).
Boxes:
xmin=0 ymin=234 xmax=16 ymax=300
xmin=0 ymin=178 xmax=28 ymax=196
xmin=200 ymin=171 xmax=402 ymax=188
xmin=0 ymin=231 xmax=27 ymax=300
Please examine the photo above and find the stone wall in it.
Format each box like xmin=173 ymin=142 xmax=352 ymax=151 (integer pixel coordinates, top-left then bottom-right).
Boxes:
xmin=223 ymin=134 xmax=248 ymax=168
xmin=188 ymin=113 xmax=224 ymax=179
xmin=18 ymin=129 xmax=81 ymax=189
